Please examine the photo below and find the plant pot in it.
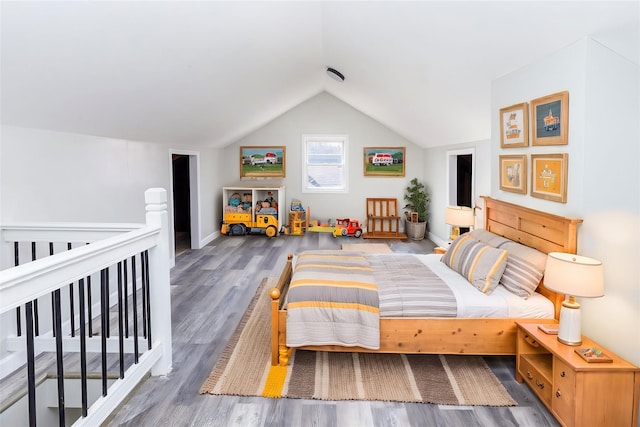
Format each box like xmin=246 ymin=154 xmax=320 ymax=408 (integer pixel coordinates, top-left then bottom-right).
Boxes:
xmin=405 ymin=219 xmax=427 ymax=241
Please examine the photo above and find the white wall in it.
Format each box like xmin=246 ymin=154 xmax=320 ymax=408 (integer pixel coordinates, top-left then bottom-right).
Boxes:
xmin=222 ymin=92 xmax=424 ymax=226
xmin=0 ymin=125 xmax=221 ymax=251
xmin=492 ymin=38 xmax=640 ymax=366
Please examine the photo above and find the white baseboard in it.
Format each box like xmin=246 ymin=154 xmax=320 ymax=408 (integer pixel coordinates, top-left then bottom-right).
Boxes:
xmin=198 ymin=231 xmax=217 ymax=249
xmin=428 ymin=232 xmax=450 ymax=249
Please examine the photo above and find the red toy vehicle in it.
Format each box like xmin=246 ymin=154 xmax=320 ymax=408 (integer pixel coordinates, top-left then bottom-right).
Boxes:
xmin=332 ymin=218 xmax=363 ymax=238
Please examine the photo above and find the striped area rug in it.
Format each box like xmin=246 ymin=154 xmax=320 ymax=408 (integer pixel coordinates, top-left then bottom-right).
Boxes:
xmin=199 ymin=277 xmax=516 ymax=406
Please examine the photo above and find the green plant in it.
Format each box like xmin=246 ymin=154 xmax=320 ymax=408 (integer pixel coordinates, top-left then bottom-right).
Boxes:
xmin=403 ymin=178 xmax=430 ymax=222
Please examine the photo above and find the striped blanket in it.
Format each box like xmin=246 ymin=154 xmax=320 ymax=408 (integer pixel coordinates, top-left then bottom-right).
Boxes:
xmin=285 ymin=251 xmax=380 ymax=349
xmin=370 ymin=254 xmax=457 ymax=318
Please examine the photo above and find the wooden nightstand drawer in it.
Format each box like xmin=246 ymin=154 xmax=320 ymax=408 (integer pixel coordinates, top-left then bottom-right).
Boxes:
xmin=519 ymin=354 xmax=552 ymax=405
xmin=516 ymin=322 xmax=640 ymax=427
xmin=552 ymin=358 xmax=576 ymax=425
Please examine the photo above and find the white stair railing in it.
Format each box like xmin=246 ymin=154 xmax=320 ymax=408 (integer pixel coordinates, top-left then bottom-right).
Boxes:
xmin=0 ymin=188 xmax=173 ymax=427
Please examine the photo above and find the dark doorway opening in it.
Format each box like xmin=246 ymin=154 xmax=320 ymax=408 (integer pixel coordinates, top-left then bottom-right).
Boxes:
xmin=172 ymin=154 xmax=191 ymax=256
xmin=456 ymin=154 xmax=473 ymax=207
xmin=456 ymin=153 xmax=473 ymax=234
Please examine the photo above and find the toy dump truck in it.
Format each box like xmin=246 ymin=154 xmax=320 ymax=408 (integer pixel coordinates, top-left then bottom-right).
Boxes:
xmin=221 ymin=212 xmax=279 ymax=237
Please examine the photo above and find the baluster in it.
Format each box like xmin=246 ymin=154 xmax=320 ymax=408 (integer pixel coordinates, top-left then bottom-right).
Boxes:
xmin=143 ymin=250 xmax=152 ymax=350
xmin=14 ymin=242 xmax=21 ymax=336
xmin=106 ymin=267 xmax=110 ymax=339
xmin=87 ymin=275 xmax=93 ymax=337
xmin=78 ymin=279 xmax=88 ymax=417
xmin=31 ymin=242 xmax=39 ymax=336
xmin=50 ymin=242 xmax=56 ymax=338
xmin=131 ymin=255 xmax=139 ymax=363
xmin=25 ymin=301 xmax=36 ymax=427
xmin=124 ymin=258 xmax=129 ymax=338
xmin=117 ymin=262 xmax=125 ymax=378
xmin=53 ymin=289 xmax=66 ymax=426
xmin=100 ymin=269 xmax=108 ymax=396
xmin=141 ymin=251 xmax=147 ymax=338
xmin=68 ymin=243 xmax=75 ymax=337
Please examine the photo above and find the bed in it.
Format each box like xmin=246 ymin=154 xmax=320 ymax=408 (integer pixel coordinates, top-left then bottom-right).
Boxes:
xmin=269 ymin=197 xmax=583 ymax=366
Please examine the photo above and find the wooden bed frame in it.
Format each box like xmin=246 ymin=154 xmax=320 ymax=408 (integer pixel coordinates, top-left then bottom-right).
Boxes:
xmin=269 ymin=197 xmax=583 ymax=365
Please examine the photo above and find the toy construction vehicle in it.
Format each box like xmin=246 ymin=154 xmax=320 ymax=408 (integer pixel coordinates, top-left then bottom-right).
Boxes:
xmin=332 ymin=218 xmax=363 ymax=238
xmin=221 ymin=212 xmax=279 ymax=237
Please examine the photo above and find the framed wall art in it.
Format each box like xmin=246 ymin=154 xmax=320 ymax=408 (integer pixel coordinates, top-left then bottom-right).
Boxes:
xmin=499 ymin=154 xmax=527 ymax=194
xmin=363 ymin=147 xmax=405 ymax=177
xmin=499 ymin=102 xmax=529 ymax=148
xmin=531 ymin=153 xmax=568 ymax=203
xmin=240 ymin=146 xmax=286 ymax=178
xmin=531 ymin=91 xmax=569 ymax=146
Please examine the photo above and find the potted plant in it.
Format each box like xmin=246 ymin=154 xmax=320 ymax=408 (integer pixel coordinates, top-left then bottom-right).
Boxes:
xmin=403 ymin=178 xmax=430 ymax=240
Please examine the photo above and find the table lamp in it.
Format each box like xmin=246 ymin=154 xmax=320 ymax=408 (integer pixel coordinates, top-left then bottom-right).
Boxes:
xmin=445 ymin=206 xmax=474 ymax=240
xmin=543 ymin=252 xmax=604 ymax=346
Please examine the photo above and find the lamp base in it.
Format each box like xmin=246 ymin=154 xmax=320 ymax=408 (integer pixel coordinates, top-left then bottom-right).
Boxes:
xmin=557 ymin=297 xmax=582 ymax=346
xmin=449 ymin=226 xmax=460 ymax=241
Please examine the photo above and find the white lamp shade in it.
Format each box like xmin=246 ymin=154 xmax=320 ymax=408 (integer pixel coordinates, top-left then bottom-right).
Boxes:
xmin=445 ymin=206 xmax=474 ymax=227
xmin=544 ymin=252 xmax=604 ymax=297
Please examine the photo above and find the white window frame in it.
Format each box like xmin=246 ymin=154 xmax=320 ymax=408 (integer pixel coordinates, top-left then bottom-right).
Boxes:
xmin=301 ymin=134 xmax=349 ymax=193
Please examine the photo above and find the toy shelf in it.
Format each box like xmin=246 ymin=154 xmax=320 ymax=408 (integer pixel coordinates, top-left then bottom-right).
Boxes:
xmin=222 ymin=184 xmax=285 ymax=234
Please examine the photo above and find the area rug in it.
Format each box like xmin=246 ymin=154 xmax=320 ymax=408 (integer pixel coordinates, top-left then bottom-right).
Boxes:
xmin=199 ymin=277 xmax=516 ymax=406
xmin=340 ymin=243 xmax=393 ymax=254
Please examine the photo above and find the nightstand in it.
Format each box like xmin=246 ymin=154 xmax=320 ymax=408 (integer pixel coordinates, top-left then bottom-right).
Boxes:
xmin=516 ymin=322 xmax=640 ymax=427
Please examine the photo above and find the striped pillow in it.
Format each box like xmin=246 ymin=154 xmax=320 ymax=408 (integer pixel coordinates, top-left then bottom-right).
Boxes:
xmin=441 ymin=235 xmax=508 ymax=294
xmin=496 ymin=241 xmax=546 ymax=298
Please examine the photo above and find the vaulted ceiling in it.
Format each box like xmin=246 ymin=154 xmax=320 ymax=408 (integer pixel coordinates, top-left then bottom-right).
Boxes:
xmin=1 ymin=1 xmax=638 ymax=149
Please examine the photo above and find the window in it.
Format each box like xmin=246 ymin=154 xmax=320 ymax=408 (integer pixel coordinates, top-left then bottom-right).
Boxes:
xmin=302 ymin=135 xmax=348 ymax=193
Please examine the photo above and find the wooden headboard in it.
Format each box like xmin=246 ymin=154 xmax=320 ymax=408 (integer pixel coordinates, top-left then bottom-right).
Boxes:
xmin=480 ymin=196 xmax=583 ymax=318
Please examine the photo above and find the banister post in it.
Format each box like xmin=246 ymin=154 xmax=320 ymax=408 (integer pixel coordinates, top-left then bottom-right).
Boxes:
xmin=144 ymin=188 xmax=173 ymax=375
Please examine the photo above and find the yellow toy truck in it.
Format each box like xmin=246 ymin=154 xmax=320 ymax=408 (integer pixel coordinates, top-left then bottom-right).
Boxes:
xmin=221 ymin=212 xmax=279 ymax=237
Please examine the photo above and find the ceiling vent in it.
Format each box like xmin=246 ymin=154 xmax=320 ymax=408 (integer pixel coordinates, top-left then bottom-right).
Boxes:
xmin=326 ymin=67 xmax=345 ymax=82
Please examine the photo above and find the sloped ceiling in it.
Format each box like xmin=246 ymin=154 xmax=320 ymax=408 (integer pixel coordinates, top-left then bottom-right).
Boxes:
xmin=1 ymin=1 xmax=638 ymax=148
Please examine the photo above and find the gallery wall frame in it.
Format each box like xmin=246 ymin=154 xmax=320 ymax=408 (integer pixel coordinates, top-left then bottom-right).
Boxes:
xmin=499 ymin=102 xmax=529 ymax=148
xmin=363 ymin=147 xmax=406 ymax=177
xmin=240 ymin=146 xmax=286 ymax=178
xmin=499 ymin=154 xmax=527 ymax=194
xmin=531 ymin=91 xmax=569 ymax=146
xmin=531 ymin=153 xmax=568 ymax=203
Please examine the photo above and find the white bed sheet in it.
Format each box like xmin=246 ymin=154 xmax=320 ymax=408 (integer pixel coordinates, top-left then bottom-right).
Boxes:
xmin=413 ymin=254 xmax=554 ymax=318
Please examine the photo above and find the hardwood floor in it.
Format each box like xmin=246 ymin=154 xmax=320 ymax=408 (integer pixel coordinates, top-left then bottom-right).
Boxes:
xmin=105 ymin=232 xmax=560 ymax=427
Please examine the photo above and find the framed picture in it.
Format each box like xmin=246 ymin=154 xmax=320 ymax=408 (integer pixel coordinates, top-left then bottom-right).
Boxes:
xmin=499 ymin=154 xmax=527 ymax=194
xmin=531 ymin=153 xmax=568 ymax=203
xmin=240 ymin=146 xmax=286 ymax=178
xmin=531 ymin=91 xmax=569 ymax=146
xmin=363 ymin=147 xmax=405 ymax=177
xmin=499 ymin=102 xmax=529 ymax=148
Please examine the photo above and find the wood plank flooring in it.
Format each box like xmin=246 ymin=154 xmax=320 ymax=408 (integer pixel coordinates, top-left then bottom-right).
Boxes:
xmin=105 ymin=232 xmax=560 ymax=427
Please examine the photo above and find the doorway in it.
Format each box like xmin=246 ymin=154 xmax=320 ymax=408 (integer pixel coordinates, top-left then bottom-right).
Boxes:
xmin=172 ymin=154 xmax=191 ymax=255
xmin=446 ymin=148 xmax=475 ymax=231
xmin=170 ymin=151 xmax=200 ymax=259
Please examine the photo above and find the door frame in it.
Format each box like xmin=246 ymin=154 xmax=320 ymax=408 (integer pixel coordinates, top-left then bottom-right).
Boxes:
xmin=169 ymin=149 xmax=201 ymax=263
xmin=446 ymin=148 xmax=475 ymax=226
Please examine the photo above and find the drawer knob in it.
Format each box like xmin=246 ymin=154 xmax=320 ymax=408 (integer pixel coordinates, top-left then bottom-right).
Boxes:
xmin=527 ymin=371 xmax=533 ymax=380
xmin=560 ymin=371 xmax=566 ymax=378
xmin=556 ymin=390 xmax=561 ymax=398
xmin=535 ymin=379 xmax=544 ymax=389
